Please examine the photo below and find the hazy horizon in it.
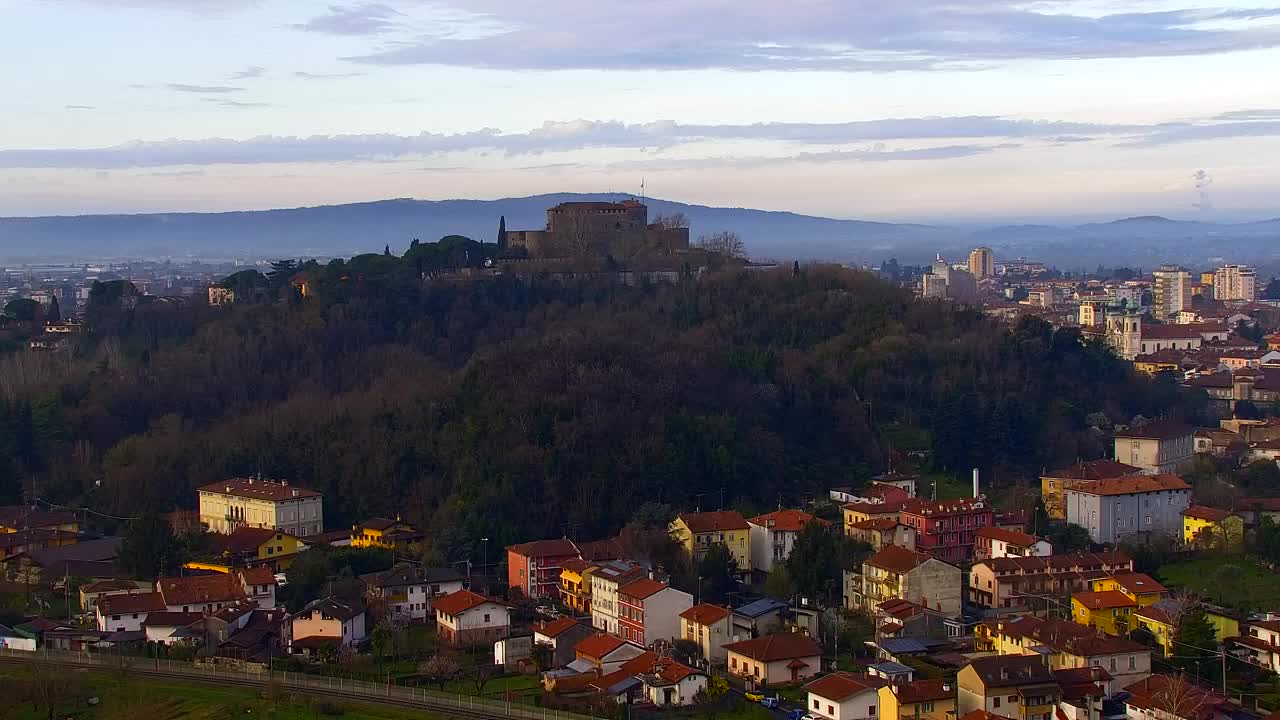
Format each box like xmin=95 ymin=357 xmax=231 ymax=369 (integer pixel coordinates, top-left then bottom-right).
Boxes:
xmin=5 ymin=0 xmax=1280 ymax=221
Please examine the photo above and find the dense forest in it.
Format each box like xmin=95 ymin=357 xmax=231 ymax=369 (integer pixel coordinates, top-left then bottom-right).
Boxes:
xmin=0 ymin=248 xmax=1205 ymax=562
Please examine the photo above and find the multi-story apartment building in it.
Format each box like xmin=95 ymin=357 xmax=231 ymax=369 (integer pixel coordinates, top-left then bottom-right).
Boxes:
xmin=559 ymin=558 xmax=599 ymax=614
xmin=969 ymin=247 xmax=995 ymax=280
xmin=968 ymin=550 xmax=1133 ymax=612
xmin=974 ymin=527 xmax=1051 ymax=560
xmin=1040 ymin=459 xmax=1142 ymax=520
xmin=669 ymin=511 xmax=751 ymax=571
xmin=1065 ymin=475 xmax=1191 ymax=544
xmin=957 ymin=655 xmax=1060 ymax=720
xmin=198 ymin=478 xmax=323 ymax=536
xmin=977 ymin=616 xmax=1152 ymax=688
xmin=898 ymin=497 xmax=994 ymax=564
xmin=679 ymin=603 xmax=734 ymax=665
xmin=854 ymin=545 xmax=962 ymax=616
xmin=590 ymin=560 xmax=648 ymax=635
xmin=1113 ymin=421 xmax=1195 ymax=474
xmin=617 ymin=577 xmax=692 ymax=648
xmin=1152 ymin=265 xmax=1192 ymax=320
xmin=747 ymin=509 xmax=828 ymax=573
xmin=1214 ymin=265 xmax=1258 ymax=302
xmin=506 ymin=538 xmax=580 ymax=600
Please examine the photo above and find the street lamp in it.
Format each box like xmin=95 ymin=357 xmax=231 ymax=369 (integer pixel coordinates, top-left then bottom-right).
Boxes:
xmin=481 ymin=538 xmax=489 ymax=580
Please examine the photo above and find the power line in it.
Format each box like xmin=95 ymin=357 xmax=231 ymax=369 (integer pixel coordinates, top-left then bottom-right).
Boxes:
xmin=34 ymin=497 xmax=140 ymax=522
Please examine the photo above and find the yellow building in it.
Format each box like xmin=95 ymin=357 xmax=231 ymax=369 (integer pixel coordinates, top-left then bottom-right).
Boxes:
xmin=1205 ymin=604 xmax=1241 ymax=642
xmin=1132 ymin=605 xmax=1177 ymax=657
xmin=198 ymin=477 xmax=324 ymax=537
xmin=669 ymin=511 xmax=751 ymax=570
xmin=1072 ymin=591 xmax=1136 ymax=635
xmin=1181 ymin=505 xmax=1245 ymax=550
xmin=958 ymin=655 xmax=1060 ymax=720
xmin=1134 ymin=356 xmax=1182 ymax=375
xmin=208 ymin=526 xmax=307 ymax=570
xmin=351 ymin=517 xmax=425 ymax=551
xmin=559 ymin=559 xmax=598 ymax=614
xmin=879 ymin=679 xmax=956 ymax=720
xmin=1089 ymin=573 xmax=1168 ymax=608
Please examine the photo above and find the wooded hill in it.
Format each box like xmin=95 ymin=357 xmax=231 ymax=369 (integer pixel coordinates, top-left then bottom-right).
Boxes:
xmin=0 ymin=254 xmax=1204 ymax=562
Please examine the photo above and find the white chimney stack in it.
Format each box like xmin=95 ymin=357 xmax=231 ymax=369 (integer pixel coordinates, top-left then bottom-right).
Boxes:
xmin=973 ymin=468 xmax=980 ymax=499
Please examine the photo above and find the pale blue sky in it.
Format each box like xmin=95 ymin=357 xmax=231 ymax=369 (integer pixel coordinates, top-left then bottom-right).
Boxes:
xmin=3 ymin=0 xmax=1279 ymax=221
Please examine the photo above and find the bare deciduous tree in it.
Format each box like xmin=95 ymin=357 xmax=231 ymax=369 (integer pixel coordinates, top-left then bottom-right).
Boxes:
xmin=652 ymin=212 xmax=689 ymax=229
xmin=696 ymin=231 xmax=745 ymax=258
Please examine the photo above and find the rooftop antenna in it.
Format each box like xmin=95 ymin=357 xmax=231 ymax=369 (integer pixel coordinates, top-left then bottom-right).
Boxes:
xmin=640 ymin=178 xmax=645 ymax=205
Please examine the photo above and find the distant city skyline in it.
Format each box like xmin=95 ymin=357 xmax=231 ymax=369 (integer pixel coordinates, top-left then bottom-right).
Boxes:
xmin=4 ymin=0 xmax=1280 ymax=221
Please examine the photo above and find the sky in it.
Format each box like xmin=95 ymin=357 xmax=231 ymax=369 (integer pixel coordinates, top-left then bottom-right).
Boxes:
xmin=2 ymin=0 xmax=1280 ymax=222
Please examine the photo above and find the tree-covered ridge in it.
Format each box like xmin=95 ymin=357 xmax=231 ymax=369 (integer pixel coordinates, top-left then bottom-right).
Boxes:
xmin=0 ymin=263 xmax=1202 ymax=562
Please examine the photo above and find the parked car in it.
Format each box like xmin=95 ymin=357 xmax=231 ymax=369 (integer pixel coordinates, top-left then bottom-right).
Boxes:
xmin=761 ymin=698 xmax=780 ymax=709
xmin=745 ymin=692 xmax=766 ymax=703
xmin=786 ymin=710 xmax=807 ymax=720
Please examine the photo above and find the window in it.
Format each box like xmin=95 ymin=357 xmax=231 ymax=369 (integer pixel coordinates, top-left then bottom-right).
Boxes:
xmin=993 ymin=698 xmax=1001 ymax=709
xmin=813 ymin=700 xmax=820 ymax=710
xmin=484 ymin=613 xmax=491 ymax=623
xmin=868 ymin=707 xmax=876 ymax=716
xmin=922 ymin=703 xmax=934 ymax=712
xmin=1145 ymin=516 xmax=1152 ymax=526
xmin=1109 ymin=658 xmax=1117 ymax=671
xmin=1129 ymin=656 xmax=1136 ymax=670
xmin=828 ymin=706 xmax=834 ymax=715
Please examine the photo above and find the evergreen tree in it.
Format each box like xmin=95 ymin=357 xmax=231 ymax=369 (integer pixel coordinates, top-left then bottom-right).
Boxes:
xmin=697 ymin=543 xmax=738 ymax=604
xmin=1172 ymin=605 xmax=1220 ymax=682
xmin=119 ymin=514 xmax=185 ymax=579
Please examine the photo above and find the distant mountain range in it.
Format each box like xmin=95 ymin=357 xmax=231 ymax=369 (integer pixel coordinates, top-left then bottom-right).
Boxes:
xmin=2 ymin=193 xmax=1278 ymax=269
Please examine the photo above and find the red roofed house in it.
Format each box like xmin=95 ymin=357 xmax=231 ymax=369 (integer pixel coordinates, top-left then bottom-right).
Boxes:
xmin=641 ymin=656 xmax=708 ymax=707
xmin=847 ymin=518 xmax=917 ymax=552
xmin=724 ymin=632 xmax=822 ymax=688
xmin=680 ymin=603 xmax=734 ymax=663
xmin=747 ymin=509 xmax=831 ymax=573
xmin=157 ymin=574 xmax=248 ymax=614
xmin=238 ymin=566 xmax=278 ymax=608
xmin=1231 ymin=615 xmax=1280 ymax=674
xmin=197 ymin=477 xmax=323 ymax=537
xmin=95 ymin=591 xmax=166 ymax=632
xmin=1124 ymin=675 xmax=1239 ymax=720
xmin=617 ymin=577 xmax=692 ymax=648
xmin=574 ymin=632 xmax=648 ymax=673
xmin=290 ymin=596 xmax=366 ymax=653
xmin=968 ymin=551 xmax=1133 ymax=612
xmin=533 ymin=617 xmax=595 ymax=667
xmin=805 ymin=672 xmax=887 ymax=720
xmin=670 ymin=510 xmax=752 ymax=572
xmin=974 ymin=527 xmax=1051 ymax=561
xmin=854 ymin=545 xmax=963 ymax=615
xmin=1113 ymin=422 xmax=1196 ymax=474
xmin=1040 ymin=460 xmax=1143 ymax=520
xmin=1064 ymin=474 xmax=1191 ymax=544
xmin=433 ymin=589 xmax=511 ymax=646
xmin=506 ymin=538 xmax=581 ymax=600
xmin=899 ymin=497 xmax=994 ymax=564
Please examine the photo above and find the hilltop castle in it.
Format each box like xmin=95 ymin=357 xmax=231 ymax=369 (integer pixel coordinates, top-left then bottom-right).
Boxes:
xmin=500 ymin=200 xmax=690 ymax=260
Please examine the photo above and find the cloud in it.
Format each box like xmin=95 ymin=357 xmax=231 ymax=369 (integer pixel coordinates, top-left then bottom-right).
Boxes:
xmin=0 ymin=110 xmax=1272 ymax=169
xmin=1214 ymin=108 xmax=1280 ymax=121
xmin=294 ymin=71 xmax=367 ymax=80
xmin=344 ymin=1 xmax=1280 ymax=71
xmin=199 ymin=98 xmax=272 ymax=108
xmin=293 ymin=3 xmax=405 ymax=36
xmin=229 ymin=65 xmax=266 ymax=80
xmin=167 ymin=83 xmax=244 ymax=94
xmin=65 ymin=105 xmax=96 ymax=110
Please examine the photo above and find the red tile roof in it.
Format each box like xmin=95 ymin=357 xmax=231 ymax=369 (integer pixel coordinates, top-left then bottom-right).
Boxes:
xmin=843 ymin=499 xmax=906 ymax=514
xmin=1105 ymin=573 xmax=1167 ymax=595
xmin=890 ymin=679 xmax=955 ymax=704
xmin=676 ymin=510 xmax=750 ymax=533
xmin=805 ymin=672 xmax=886 ymax=701
xmin=723 ymin=632 xmax=820 ymax=662
xmin=1073 ymin=590 xmax=1138 ymax=610
xmin=865 ymin=545 xmax=936 ymax=573
xmin=1043 ymin=460 xmax=1142 ymax=480
xmin=960 ymin=711 xmax=1017 ymax=720
xmin=214 ymin=527 xmax=286 ymax=555
xmin=99 ymin=592 xmax=166 ymax=615
xmin=239 ymin=566 xmax=277 ymax=587
xmin=157 ymin=574 xmax=247 ymax=606
xmin=197 ymin=478 xmax=320 ymax=501
xmin=748 ymin=509 xmax=829 ymax=532
xmin=1182 ymin=505 xmax=1234 ymax=522
xmin=533 ymin=618 xmax=580 ymax=639
xmin=1113 ymin=420 xmax=1195 ymax=440
xmin=901 ymin=497 xmax=990 ymax=517
xmin=433 ymin=590 xmax=497 ymax=616
xmin=506 ymin=538 xmax=580 ymax=558
xmin=575 ymin=633 xmax=628 ymax=660
xmin=977 ymin=527 xmax=1041 ymax=546
xmin=680 ymin=603 xmax=732 ymax=625
xmin=620 ymin=577 xmax=668 ymax=600
xmin=1068 ymin=474 xmax=1190 ymax=496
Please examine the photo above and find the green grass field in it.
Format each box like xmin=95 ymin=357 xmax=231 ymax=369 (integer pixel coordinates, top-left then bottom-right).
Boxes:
xmin=0 ymin=667 xmax=442 ymax=720
xmin=1158 ymin=557 xmax=1280 ymax=613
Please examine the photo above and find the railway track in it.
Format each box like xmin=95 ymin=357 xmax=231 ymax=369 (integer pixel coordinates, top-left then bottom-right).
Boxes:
xmin=0 ymin=653 xmax=592 ymax=720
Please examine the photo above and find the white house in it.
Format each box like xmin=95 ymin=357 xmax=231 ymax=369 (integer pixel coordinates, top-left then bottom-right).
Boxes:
xmin=96 ymin=592 xmax=166 ymax=633
xmin=433 ymin=589 xmax=511 ymax=647
xmin=142 ymin=611 xmax=205 ymax=645
xmin=642 ymin=658 xmax=708 ymax=707
xmin=974 ymin=527 xmax=1052 ymax=560
xmin=805 ymin=672 xmax=887 ymax=720
xmin=290 ymin=597 xmax=367 ymax=653
xmin=0 ymin=624 xmax=36 ymax=652
xmin=1233 ymin=615 xmax=1280 ymax=674
xmin=156 ymin=574 xmax=248 ymax=614
xmin=724 ymin=633 xmax=822 ymax=688
xmin=239 ymin=567 xmax=278 ymax=609
xmin=363 ymin=565 xmax=465 ymax=623
xmin=747 ymin=510 xmax=830 ymax=573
